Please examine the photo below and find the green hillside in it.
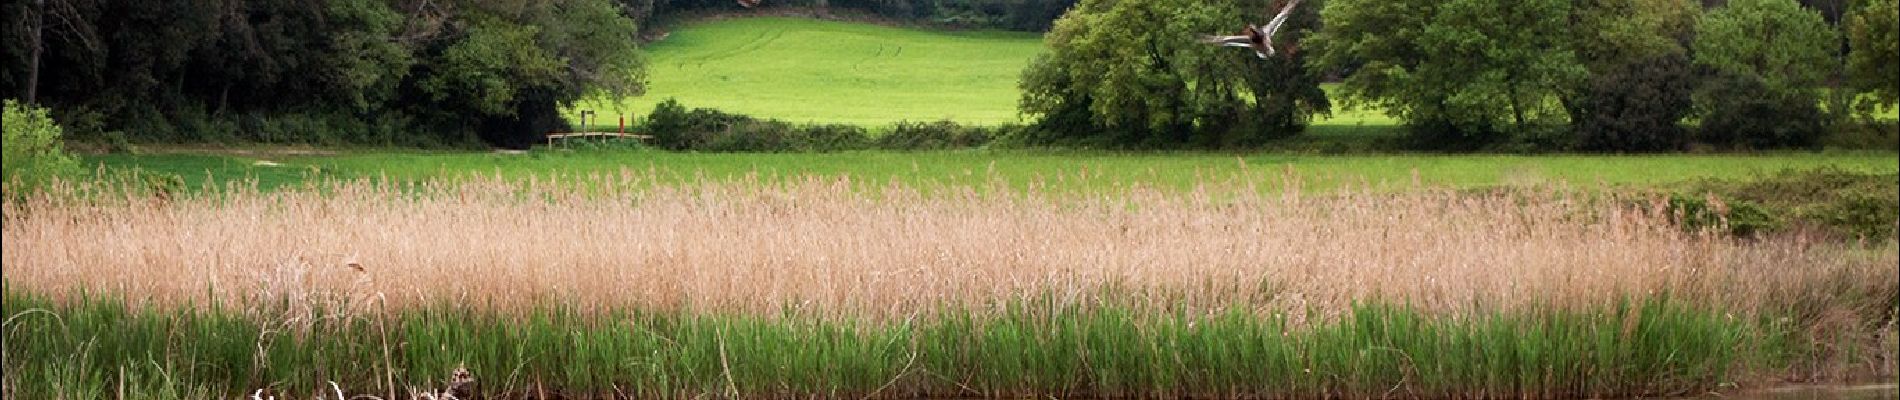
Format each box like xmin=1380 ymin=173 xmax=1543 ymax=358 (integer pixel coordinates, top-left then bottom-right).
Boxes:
xmin=574 ymin=17 xmax=1046 ymax=126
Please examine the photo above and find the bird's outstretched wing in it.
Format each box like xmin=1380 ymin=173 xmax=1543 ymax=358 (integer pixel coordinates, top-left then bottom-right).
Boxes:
xmin=1259 ymin=0 xmax=1302 ymax=42
xmin=1201 ymin=35 xmax=1256 ymax=47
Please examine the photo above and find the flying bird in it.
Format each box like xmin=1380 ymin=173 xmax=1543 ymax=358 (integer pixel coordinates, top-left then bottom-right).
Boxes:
xmin=1203 ymin=0 xmax=1303 ymax=59
xmin=738 ymin=0 xmax=762 ymax=8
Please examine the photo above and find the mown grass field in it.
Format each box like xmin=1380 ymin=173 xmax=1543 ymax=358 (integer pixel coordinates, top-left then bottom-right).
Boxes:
xmin=573 ymin=17 xmax=1047 ymax=126
xmin=83 ymin=149 xmax=1899 ymax=193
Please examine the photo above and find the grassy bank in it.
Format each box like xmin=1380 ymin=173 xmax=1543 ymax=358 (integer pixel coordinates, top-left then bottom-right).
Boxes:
xmin=3 ymin=291 xmax=1803 ymax=399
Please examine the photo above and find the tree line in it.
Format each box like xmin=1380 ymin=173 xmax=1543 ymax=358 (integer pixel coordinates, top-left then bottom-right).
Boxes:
xmin=2 ymin=0 xmax=1894 ymax=151
xmin=0 ymin=0 xmax=1085 ymax=148
xmin=1022 ymin=0 xmax=1898 ymax=151
xmin=0 ymin=0 xmax=648 ymax=148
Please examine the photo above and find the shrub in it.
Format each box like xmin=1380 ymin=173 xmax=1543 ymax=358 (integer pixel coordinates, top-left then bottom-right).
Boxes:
xmin=797 ymin=124 xmax=872 ymax=152
xmin=2 ymin=100 xmax=79 ymax=192
xmin=1677 ymin=168 xmax=1900 ymax=241
xmin=705 ymin=120 xmax=795 ymax=152
xmin=1666 ymin=194 xmax=1780 ymax=238
xmin=643 ymin=99 xmax=869 ymax=152
xmin=878 ymin=120 xmax=992 ymax=150
xmin=645 ymin=99 xmax=751 ymax=151
xmin=1820 ymin=121 xmax=1900 ymax=150
xmin=1695 ymin=73 xmax=1828 ymax=150
xmin=1574 ymin=53 xmax=1695 ymax=152
xmin=1403 ymin=119 xmax=1507 ymax=152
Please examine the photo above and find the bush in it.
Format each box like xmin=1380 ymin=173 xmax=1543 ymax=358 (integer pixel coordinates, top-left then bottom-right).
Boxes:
xmin=643 ymin=99 xmax=869 ymax=152
xmin=1820 ymin=121 xmax=1900 ymax=150
xmin=1403 ymin=119 xmax=1507 ymax=152
xmin=1695 ymin=73 xmax=1828 ymax=150
xmin=2 ymin=100 xmax=79 ymax=192
xmin=877 ymin=120 xmax=992 ymax=150
xmin=1493 ymin=124 xmax=1579 ymax=153
xmin=798 ymin=124 xmax=872 ymax=152
xmin=1666 ymin=194 xmax=1780 ymax=238
xmin=1574 ymin=53 xmax=1695 ymax=152
xmin=645 ymin=99 xmax=751 ymax=151
xmin=1677 ymin=168 xmax=1900 ymax=241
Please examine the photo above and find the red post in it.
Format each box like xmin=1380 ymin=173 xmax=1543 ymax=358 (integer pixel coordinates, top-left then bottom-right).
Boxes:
xmin=619 ymin=116 xmax=626 ymax=134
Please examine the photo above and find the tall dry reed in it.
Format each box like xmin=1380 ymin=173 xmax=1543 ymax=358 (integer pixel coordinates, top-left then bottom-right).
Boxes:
xmin=2 ymin=170 xmax=1892 ymax=322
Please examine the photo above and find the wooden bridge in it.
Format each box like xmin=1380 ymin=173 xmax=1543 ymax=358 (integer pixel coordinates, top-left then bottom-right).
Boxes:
xmin=544 ymin=131 xmax=653 ymax=146
xmin=549 ymin=111 xmax=649 ymax=146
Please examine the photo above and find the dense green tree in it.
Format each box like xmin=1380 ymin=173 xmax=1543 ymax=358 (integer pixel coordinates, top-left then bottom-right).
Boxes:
xmin=1572 ymin=52 xmax=1696 ymax=151
xmin=0 ymin=0 xmax=646 ymax=148
xmin=1569 ymin=0 xmax=1698 ymax=71
xmin=322 ymin=0 xmax=414 ymax=112
xmin=1845 ymin=0 xmax=1897 ymax=109
xmin=1692 ymin=0 xmax=1837 ymax=148
xmin=1018 ymin=0 xmax=1328 ymax=149
xmin=1567 ymin=0 xmax=1699 ymax=151
xmin=1695 ymin=0 xmax=1835 ymax=94
xmin=1307 ymin=0 xmax=1584 ymax=149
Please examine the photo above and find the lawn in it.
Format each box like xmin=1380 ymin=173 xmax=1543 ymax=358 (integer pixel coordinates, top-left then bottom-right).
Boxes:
xmin=85 ymin=149 xmax=1899 ymax=193
xmin=572 ymin=17 xmax=1046 ymax=126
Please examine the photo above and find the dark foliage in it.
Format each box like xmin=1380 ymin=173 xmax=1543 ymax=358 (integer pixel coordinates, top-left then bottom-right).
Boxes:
xmin=646 ymin=99 xmax=884 ymax=152
xmin=645 ymin=100 xmax=1013 ymax=152
xmin=1676 ymin=167 xmax=1899 ymax=240
xmin=1573 ymin=52 xmax=1696 ymax=152
xmin=0 ymin=0 xmax=641 ymax=148
xmin=1400 ymin=119 xmax=1506 ymax=152
xmin=878 ymin=120 xmax=992 ymax=150
xmin=1695 ymin=72 xmax=1828 ymax=150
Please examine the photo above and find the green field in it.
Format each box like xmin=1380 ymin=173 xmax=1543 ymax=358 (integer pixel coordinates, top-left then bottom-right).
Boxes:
xmin=574 ymin=17 xmax=1046 ymax=126
xmin=86 ymin=149 xmax=1898 ymax=193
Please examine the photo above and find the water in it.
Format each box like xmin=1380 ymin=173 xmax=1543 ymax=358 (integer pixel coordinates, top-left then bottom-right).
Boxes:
xmin=1696 ymin=384 xmax=1899 ymax=400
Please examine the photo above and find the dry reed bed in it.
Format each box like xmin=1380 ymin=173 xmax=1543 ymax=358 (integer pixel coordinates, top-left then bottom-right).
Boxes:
xmin=2 ymin=172 xmax=1892 ymax=322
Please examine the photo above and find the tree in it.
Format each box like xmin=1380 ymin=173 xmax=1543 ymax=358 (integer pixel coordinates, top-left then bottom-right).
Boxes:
xmin=1569 ymin=0 xmax=1698 ymax=71
xmin=1566 ymin=0 xmax=1699 ymax=152
xmin=2 ymin=99 xmax=76 ymax=192
xmin=1018 ymin=0 xmax=1328 ymax=149
xmin=1846 ymin=0 xmax=1898 ymax=110
xmin=1572 ymin=52 xmax=1696 ymax=151
xmin=1692 ymin=0 xmax=1837 ymax=148
xmin=0 ymin=0 xmax=646 ymax=148
xmin=1307 ymin=0 xmax=1584 ymax=149
xmin=1695 ymin=0 xmax=1835 ymax=94
xmin=408 ymin=0 xmax=647 ymax=148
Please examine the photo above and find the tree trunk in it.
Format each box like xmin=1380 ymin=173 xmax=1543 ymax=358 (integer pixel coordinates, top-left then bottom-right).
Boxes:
xmin=25 ymin=0 xmax=44 ymax=105
xmin=1507 ymin=80 xmax=1526 ymax=133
